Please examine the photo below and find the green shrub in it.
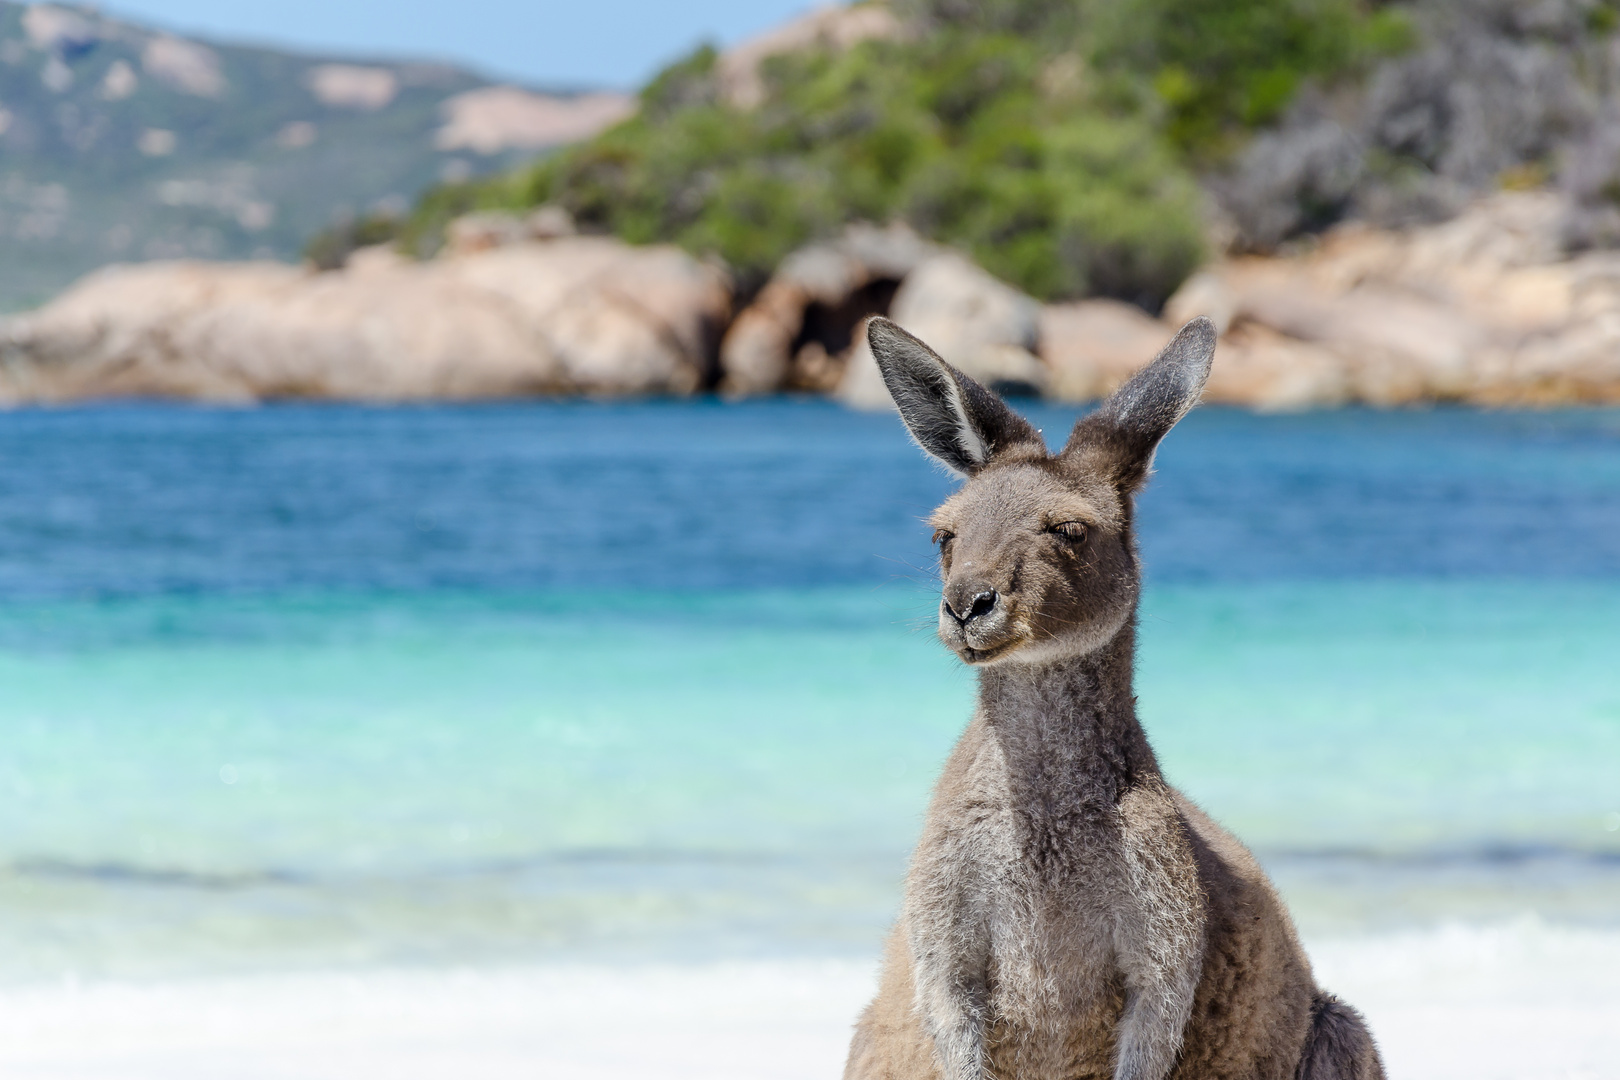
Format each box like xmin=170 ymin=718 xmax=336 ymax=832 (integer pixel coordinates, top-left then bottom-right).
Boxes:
xmin=303 ymin=211 xmax=405 ymax=271
xmin=400 ymin=0 xmax=1406 ymax=309
xmin=1090 ymin=0 xmax=1411 ymax=157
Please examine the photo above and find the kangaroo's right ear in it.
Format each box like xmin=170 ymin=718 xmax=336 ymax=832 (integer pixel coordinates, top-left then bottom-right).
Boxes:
xmin=867 ymin=317 xmax=1043 ymax=477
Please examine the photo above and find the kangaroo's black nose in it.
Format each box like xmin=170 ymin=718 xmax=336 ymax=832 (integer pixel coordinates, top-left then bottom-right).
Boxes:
xmin=945 ymin=589 xmax=999 ymax=626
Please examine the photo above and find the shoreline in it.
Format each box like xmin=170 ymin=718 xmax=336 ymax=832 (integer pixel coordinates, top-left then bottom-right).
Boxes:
xmin=0 ymin=922 xmax=1614 ymax=1080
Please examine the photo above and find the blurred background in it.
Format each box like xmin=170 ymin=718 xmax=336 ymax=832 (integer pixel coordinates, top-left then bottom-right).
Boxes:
xmin=0 ymin=2 xmax=1617 ymax=1078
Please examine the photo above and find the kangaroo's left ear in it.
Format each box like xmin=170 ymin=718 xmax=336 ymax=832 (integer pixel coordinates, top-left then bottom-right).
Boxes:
xmin=1062 ymin=316 xmax=1215 ymax=492
xmin=867 ymin=317 xmax=1044 ymax=477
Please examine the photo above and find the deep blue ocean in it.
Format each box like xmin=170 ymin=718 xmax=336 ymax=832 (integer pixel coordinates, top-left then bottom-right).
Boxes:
xmin=0 ymin=400 xmax=1617 ymax=980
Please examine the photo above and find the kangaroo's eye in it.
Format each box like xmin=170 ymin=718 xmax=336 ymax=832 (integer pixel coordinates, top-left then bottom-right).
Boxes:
xmin=1050 ymin=521 xmax=1087 ymax=542
xmin=932 ymin=529 xmax=955 ymax=547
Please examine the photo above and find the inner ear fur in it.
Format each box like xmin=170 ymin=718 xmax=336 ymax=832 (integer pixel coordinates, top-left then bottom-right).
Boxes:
xmin=1062 ymin=316 xmax=1216 ymax=492
xmin=867 ymin=317 xmax=1044 ymax=476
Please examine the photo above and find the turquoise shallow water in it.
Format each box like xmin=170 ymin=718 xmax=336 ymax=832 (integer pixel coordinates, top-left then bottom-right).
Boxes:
xmin=1 ymin=402 xmax=1617 ymax=979
xmin=0 ymin=581 xmax=1616 ymax=978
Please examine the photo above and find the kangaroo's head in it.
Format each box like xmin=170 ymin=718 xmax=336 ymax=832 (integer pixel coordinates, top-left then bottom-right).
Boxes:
xmin=869 ymin=315 xmax=1215 ymax=667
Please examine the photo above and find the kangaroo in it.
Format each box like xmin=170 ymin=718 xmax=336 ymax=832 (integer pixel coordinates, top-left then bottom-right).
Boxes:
xmin=845 ymin=316 xmax=1385 ymax=1080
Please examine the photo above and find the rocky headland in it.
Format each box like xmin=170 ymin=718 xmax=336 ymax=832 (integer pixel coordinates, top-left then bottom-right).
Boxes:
xmin=6 ymin=0 xmax=1620 ymax=408
xmin=0 ymin=225 xmax=726 ymax=403
xmin=6 ymin=189 xmax=1619 ymax=407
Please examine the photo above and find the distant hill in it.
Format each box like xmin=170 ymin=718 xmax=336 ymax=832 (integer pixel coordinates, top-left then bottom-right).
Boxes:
xmin=0 ymin=2 xmax=631 ymax=311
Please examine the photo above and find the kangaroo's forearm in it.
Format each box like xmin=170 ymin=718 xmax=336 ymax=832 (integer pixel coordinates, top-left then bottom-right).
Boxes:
xmin=1111 ymin=782 xmax=1206 ymax=1080
xmin=909 ymin=915 xmax=991 ymax=1080
xmin=913 ymin=955 xmax=990 ymax=1080
xmin=927 ymin=1013 xmax=988 ymax=1080
xmin=1112 ymin=978 xmax=1198 ymax=1080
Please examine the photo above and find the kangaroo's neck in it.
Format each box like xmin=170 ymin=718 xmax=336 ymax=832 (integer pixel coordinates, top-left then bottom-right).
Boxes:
xmin=978 ymin=618 xmax=1160 ymax=869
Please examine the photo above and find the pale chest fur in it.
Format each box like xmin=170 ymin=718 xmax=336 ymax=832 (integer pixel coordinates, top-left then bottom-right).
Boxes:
xmin=904 ymin=717 xmax=1146 ymax=1071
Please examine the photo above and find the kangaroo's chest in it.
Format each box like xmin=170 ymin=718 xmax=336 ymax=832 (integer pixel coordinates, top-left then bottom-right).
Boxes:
xmin=943 ymin=738 xmax=1132 ymax=1034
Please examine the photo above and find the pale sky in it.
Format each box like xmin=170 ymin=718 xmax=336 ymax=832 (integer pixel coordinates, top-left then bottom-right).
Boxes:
xmin=100 ymin=0 xmax=819 ymax=89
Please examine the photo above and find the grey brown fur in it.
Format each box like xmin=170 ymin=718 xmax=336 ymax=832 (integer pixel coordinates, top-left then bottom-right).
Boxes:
xmin=845 ymin=317 xmax=1385 ymax=1080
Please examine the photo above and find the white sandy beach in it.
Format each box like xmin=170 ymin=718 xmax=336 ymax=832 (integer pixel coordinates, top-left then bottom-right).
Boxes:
xmin=0 ymin=922 xmax=1615 ymax=1080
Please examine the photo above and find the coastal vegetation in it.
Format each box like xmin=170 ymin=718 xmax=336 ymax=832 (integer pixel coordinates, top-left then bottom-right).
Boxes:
xmin=396 ymin=0 xmax=1411 ymax=309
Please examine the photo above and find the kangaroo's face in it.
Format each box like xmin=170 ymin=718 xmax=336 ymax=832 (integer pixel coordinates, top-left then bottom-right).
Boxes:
xmin=928 ymin=457 xmax=1136 ymax=665
xmin=867 ymin=315 xmax=1216 ymax=667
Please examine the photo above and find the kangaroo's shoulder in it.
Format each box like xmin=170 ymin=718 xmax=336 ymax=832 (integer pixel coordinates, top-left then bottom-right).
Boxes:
xmin=1167 ymin=787 xmax=1311 ymax=967
xmin=908 ymin=715 xmax=1019 ymax=888
xmin=1112 ymin=779 xmax=1207 ymax=947
xmin=1169 ymin=787 xmax=1276 ymax=894
xmin=926 ymin=713 xmax=1012 ymax=818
